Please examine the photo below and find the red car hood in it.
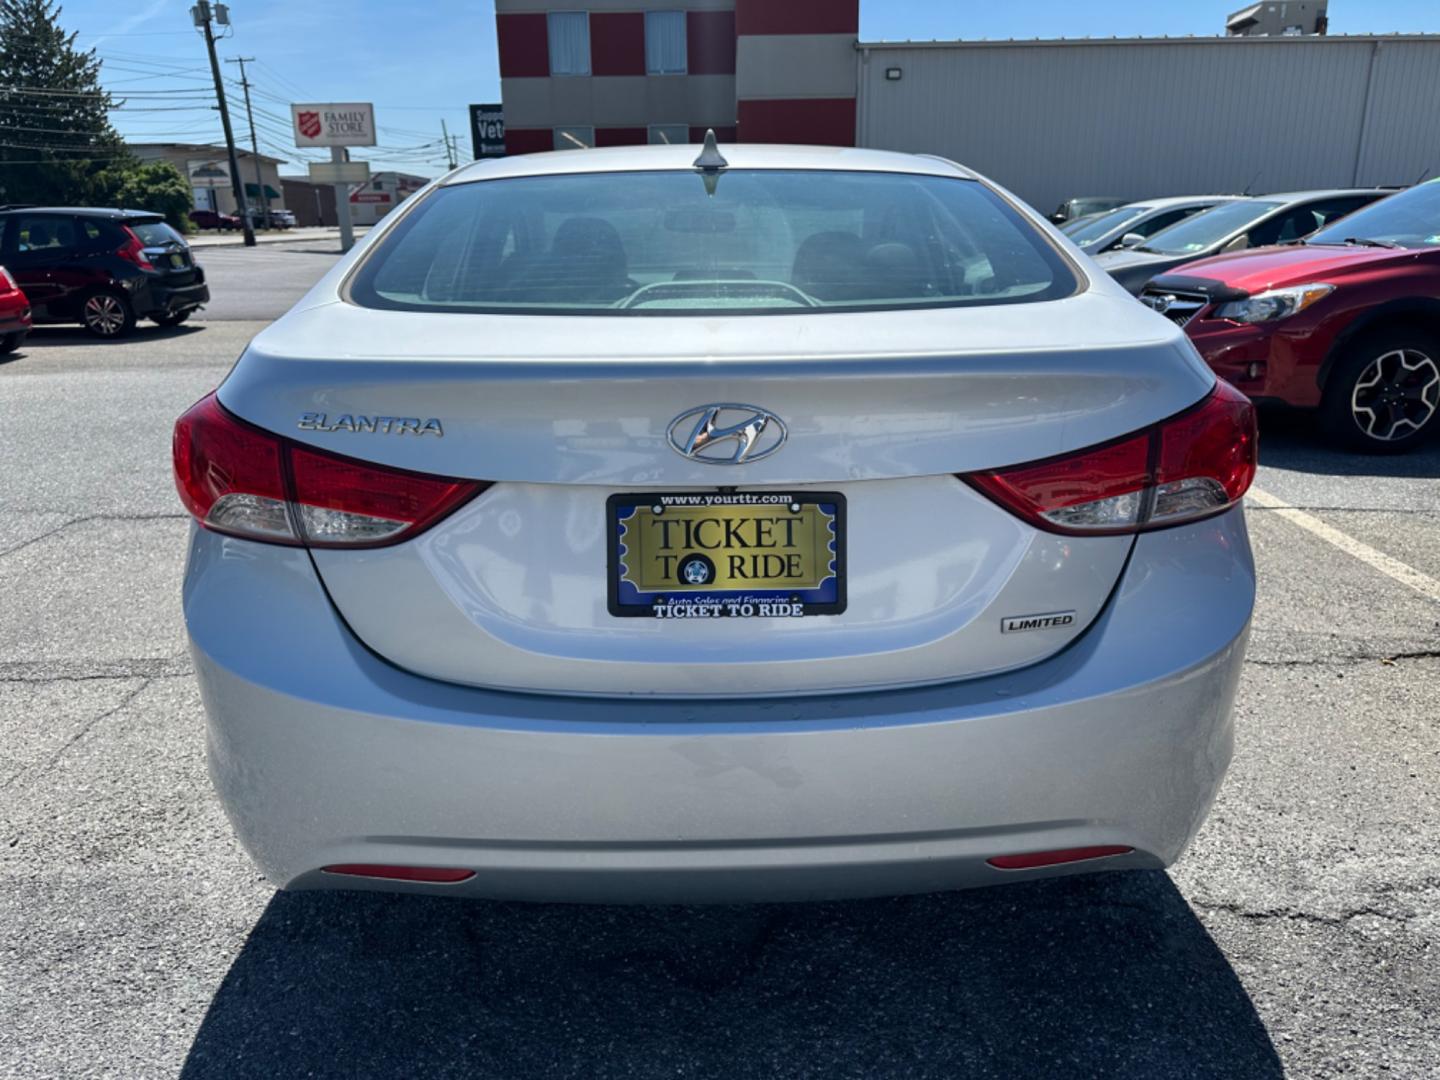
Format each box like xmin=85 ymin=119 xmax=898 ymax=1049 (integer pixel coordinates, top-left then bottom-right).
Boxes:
xmin=1165 ymin=244 xmax=1421 ymax=293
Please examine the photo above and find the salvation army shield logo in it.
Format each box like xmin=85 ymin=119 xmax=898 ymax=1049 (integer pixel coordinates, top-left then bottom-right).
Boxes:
xmin=297 ymin=111 xmax=322 ymax=139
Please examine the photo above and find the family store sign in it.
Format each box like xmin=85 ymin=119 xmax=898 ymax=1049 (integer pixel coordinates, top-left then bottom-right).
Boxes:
xmin=291 ymin=103 xmax=376 ymax=147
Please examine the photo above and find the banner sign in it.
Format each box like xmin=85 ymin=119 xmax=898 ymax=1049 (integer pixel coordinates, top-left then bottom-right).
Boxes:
xmin=469 ymin=104 xmax=505 ymax=159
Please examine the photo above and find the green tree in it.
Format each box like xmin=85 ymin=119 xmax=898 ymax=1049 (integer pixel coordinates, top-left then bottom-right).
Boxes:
xmin=0 ymin=0 xmax=130 ymax=206
xmin=98 ymin=159 xmax=194 ymax=231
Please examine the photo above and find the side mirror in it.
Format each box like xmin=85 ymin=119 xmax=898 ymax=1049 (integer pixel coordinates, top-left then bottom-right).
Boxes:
xmin=1118 ymin=232 xmax=1146 ymax=249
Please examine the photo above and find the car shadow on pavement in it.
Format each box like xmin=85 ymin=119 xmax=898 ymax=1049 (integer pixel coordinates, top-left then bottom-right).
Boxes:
xmin=180 ymin=870 xmax=1282 ymax=1079
xmin=17 ymin=324 xmax=207 ymax=349
xmin=1257 ymin=406 xmax=1440 ymax=478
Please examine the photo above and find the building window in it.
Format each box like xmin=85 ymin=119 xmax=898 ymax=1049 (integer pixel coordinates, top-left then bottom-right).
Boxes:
xmin=554 ymin=126 xmax=595 ymax=150
xmin=648 ymin=124 xmax=689 ymax=145
xmin=645 ymin=11 xmax=686 ymax=74
xmin=548 ymin=11 xmax=590 ymax=76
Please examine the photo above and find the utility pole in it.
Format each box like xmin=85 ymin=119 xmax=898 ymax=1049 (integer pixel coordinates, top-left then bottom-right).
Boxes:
xmin=192 ymin=2 xmax=254 ymax=246
xmin=225 ymin=56 xmax=267 ymax=230
xmin=441 ymin=118 xmax=457 ymax=170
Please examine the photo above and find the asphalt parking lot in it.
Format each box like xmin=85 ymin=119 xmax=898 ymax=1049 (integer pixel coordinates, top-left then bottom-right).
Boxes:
xmin=2 ymin=241 xmax=1437 ymax=1079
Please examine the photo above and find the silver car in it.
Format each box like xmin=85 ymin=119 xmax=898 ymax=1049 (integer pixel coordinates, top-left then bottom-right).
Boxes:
xmin=175 ymin=141 xmax=1257 ymax=903
xmin=1063 ymin=195 xmax=1240 ymax=255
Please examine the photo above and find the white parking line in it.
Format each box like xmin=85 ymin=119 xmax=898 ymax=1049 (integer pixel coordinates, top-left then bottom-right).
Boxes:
xmin=1248 ymin=486 xmax=1440 ymax=604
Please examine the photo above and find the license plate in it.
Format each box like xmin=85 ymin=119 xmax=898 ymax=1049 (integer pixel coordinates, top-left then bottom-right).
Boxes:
xmin=607 ymin=492 xmax=846 ymax=618
xmin=169 ymin=253 xmax=186 ymax=269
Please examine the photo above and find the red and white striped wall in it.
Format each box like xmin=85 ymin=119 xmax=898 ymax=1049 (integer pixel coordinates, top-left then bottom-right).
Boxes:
xmin=494 ymin=0 xmax=857 ymax=153
xmin=735 ymin=0 xmax=857 ymax=146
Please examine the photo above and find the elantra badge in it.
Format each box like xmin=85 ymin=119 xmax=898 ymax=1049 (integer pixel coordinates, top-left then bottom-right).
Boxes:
xmin=668 ymin=404 xmax=786 ymax=465
xmin=297 ymin=413 xmax=443 ymax=436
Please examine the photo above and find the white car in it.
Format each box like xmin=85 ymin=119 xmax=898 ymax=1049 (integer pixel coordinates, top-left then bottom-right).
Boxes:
xmin=174 ymin=139 xmax=1257 ymax=903
xmin=1063 ymin=195 xmax=1241 ymax=255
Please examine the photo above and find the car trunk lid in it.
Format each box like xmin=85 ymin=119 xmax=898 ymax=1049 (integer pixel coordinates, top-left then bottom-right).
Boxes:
xmin=218 ymin=295 xmax=1213 ymax=696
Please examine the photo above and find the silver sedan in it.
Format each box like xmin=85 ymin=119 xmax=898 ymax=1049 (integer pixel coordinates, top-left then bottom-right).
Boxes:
xmin=175 ymin=140 xmax=1256 ymax=903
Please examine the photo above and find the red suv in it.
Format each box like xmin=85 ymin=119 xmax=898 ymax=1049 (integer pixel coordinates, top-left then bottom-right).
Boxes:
xmin=1141 ymin=181 xmax=1440 ymax=452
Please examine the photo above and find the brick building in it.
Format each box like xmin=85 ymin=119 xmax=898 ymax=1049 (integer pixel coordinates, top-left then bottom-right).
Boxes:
xmin=494 ymin=0 xmax=859 ymax=153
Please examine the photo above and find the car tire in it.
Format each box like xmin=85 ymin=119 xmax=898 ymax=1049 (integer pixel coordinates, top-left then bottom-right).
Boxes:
xmin=152 ymin=310 xmax=191 ymax=327
xmin=1320 ymin=328 xmax=1440 ymax=453
xmin=79 ymin=290 xmax=136 ymax=339
xmin=0 ymin=330 xmax=24 ymax=355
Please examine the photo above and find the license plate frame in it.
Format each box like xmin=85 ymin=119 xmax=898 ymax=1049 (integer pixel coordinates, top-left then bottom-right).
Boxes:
xmin=607 ymin=491 xmax=847 ymax=619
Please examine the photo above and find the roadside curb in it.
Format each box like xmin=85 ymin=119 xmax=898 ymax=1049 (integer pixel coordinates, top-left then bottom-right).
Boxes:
xmin=188 ymin=229 xmax=369 ymax=249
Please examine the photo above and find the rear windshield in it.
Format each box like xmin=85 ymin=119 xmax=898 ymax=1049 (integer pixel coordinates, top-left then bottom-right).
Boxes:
xmin=348 ymin=169 xmax=1079 ymax=316
xmin=1307 ymin=183 xmax=1440 ymax=249
xmin=1139 ymin=200 xmax=1279 ymax=255
xmin=129 ymin=221 xmax=185 ymax=247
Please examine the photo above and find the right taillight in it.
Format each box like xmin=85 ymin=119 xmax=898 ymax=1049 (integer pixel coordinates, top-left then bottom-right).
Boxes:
xmin=116 ymin=227 xmax=155 ymax=271
xmin=173 ymin=393 xmax=486 ymax=548
xmin=964 ymin=382 xmax=1256 ymax=535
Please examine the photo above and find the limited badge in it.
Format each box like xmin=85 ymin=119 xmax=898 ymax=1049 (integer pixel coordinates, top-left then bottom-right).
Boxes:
xmin=1001 ymin=611 xmax=1077 ymax=634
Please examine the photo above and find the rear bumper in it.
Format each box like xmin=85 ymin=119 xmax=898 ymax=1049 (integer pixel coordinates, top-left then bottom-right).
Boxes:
xmin=137 ymin=280 xmax=209 ymax=317
xmin=0 ymin=301 xmax=30 ymax=334
xmin=184 ymin=509 xmax=1254 ymax=903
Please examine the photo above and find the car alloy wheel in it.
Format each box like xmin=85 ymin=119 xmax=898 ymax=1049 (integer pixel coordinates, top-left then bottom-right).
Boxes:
xmin=83 ymin=293 xmax=128 ymax=337
xmin=1350 ymin=348 xmax=1440 ymax=442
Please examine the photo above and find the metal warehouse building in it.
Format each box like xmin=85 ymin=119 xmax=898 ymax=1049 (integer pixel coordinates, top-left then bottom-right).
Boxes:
xmin=493 ymin=3 xmax=1440 ymax=216
xmin=856 ymin=34 xmax=1440 ymax=214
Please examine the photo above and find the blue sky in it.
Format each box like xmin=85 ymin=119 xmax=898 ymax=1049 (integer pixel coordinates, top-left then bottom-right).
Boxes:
xmin=56 ymin=0 xmax=1440 ymax=179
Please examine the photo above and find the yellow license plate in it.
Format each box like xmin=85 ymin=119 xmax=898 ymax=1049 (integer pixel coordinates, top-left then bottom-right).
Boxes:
xmin=607 ymin=492 xmax=845 ymax=618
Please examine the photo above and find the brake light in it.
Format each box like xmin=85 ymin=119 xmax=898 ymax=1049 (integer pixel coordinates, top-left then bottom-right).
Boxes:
xmin=964 ymin=382 xmax=1256 ymax=535
xmin=173 ymin=393 xmax=486 ymax=547
xmin=0 ymin=266 xmax=18 ymax=293
xmin=116 ymin=227 xmax=155 ymax=270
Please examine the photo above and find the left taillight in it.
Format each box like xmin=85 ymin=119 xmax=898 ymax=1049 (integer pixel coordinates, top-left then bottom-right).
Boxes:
xmin=173 ymin=393 xmax=486 ymax=548
xmin=0 ymin=266 xmax=19 ymax=293
xmin=963 ymin=381 xmax=1257 ymax=535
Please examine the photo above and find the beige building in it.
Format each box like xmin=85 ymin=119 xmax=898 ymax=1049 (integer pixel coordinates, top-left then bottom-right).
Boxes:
xmin=129 ymin=142 xmax=288 ymax=219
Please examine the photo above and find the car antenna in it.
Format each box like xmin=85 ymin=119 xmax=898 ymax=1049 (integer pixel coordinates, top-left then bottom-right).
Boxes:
xmin=1415 ymin=166 xmax=1433 ymax=185
xmin=693 ymin=128 xmax=728 ymax=196
xmin=1241 ymin=169 xmax=1262 ymax=196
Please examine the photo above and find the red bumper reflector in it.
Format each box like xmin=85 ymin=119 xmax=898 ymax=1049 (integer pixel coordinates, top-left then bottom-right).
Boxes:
xmin=987 ymin=845 xmax=1133 ymax=870
xmin=321 ymin=864 xmax=475 ymax=883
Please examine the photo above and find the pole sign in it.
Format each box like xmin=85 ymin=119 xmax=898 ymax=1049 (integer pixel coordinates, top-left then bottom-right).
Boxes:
xmin=469 ymin=104 xmax=505 ymax=158
xmin=187 ymin=158 xmax=231 ymax=187
xmin=291 ymin=103 xmax=376 ymax=147
xmin=307 ymin=160 xmax=371 ymax=184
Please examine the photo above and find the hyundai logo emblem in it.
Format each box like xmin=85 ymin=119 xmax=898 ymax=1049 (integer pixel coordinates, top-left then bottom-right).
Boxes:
xmin=667 ymin=404 xmax=788 ymax=465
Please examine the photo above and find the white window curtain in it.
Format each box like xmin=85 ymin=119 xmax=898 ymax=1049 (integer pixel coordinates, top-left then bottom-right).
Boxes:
xmin=554 ymin=126 xmax=594 ymax=151
xmin=648 ymin=124 xmax=690 ymax=145
xmin=645 ymin=11 xmax=687 ymax=74
xmin=548 ymin=12 xmax=590 ymax=76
